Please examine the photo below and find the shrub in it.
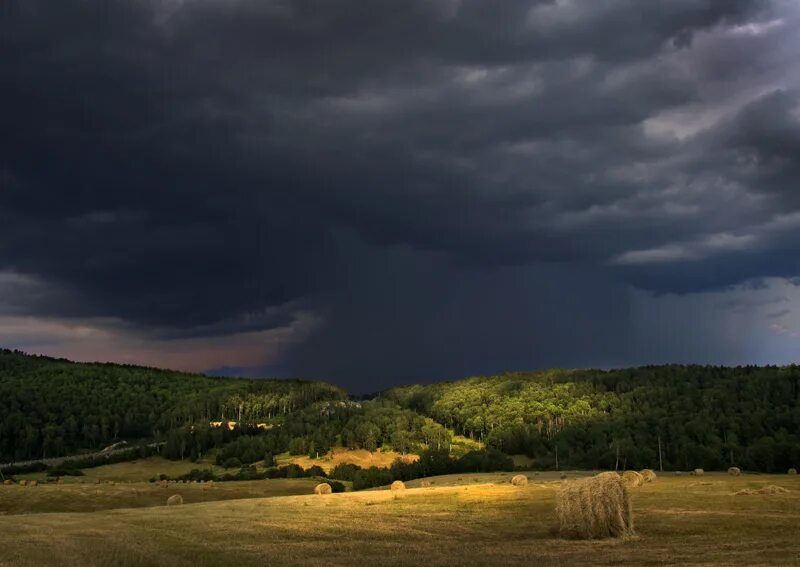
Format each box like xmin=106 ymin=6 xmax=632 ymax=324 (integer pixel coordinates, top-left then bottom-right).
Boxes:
xmin=222 ymin=458 xmax=242 ymax=469
xmin=556 ymin=473 xmax=633 ymax=539
xmin=330 ymin=463 xmax=361 ymax=481
xmin=47 ymin=468 xmax=84 ymax=477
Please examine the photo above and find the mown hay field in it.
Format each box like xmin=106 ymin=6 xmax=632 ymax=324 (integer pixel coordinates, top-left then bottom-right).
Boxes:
xmin=0 ymin=472 xmax=798 ymax=566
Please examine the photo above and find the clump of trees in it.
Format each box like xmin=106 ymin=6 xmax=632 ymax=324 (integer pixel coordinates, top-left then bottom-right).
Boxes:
xmin=384 ymin=365 xmax=800 ymax=473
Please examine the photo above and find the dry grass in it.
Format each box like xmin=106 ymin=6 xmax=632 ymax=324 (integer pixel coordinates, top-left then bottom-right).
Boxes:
xmin=556 ymin=473 xmax=633 ymax=539
xmin=734 ymin=485 xmax=790 ymax=496
xmin=0 ymin=478 xmax=320 ymax=515
xmin=0 ymin=472 xmax=799 ymax=566
xmin=511 ymin=475 xmax=528 ymax=487
xmin=278 ymin=448 xmax=418 ymax=473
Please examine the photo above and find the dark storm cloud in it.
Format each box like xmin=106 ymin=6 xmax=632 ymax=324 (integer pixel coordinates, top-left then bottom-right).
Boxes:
xmin=2 ymin=0 xmax=799 ymax=385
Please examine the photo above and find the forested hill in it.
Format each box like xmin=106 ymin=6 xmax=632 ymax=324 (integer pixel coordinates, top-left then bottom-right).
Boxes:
xmin=382 ymin=366 xmax=800 ymax=473
xmin=0 ymin=349 xmax=346 ymax=463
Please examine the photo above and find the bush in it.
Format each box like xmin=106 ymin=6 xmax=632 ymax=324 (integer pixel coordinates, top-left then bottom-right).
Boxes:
xmin=330 ymin=463 xmax=361 ymax=481
xmin=222 ymin=457 xmax=242 ymax=469
xmin=46 ymin=468 xmax=84 ymax=477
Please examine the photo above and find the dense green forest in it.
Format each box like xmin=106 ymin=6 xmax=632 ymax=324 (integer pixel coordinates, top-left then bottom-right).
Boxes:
xmin=0 ymin=350 xmax=345 ymax=462
xmin=383 ymin=366 xmax=800 ymax=473
xmin=2 ymin=350 xmax=799 ymax=474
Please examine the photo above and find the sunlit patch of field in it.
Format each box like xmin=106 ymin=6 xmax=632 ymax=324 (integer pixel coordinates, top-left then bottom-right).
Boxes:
xmin=276 ymin=447 xmax=418 ymax=473
xmin=0 ymin=472 xmax=798 ymax=566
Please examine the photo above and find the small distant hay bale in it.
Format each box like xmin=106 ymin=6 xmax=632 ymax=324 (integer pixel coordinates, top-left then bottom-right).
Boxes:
xmin=560 ymin=472 xmax=567 ymax=480
xmin=788 ymin=468 xmax=797 ymax=475
xmin=728 ymin=467 xmax=741 ymax=476
xmin=57 ymin=479 xmax=64 ymax=485
xmin=3 ymin=479 xmax=13 ymax=486
xmin=621 ymin=471 xmax=643 ymax=488
xmin=29 ymin=480 xmax=38 ymax=487
xmin=207 ymin=480 xmax=214 ymax=486
xmin=314 ymin=483 xmax=332 ymax=495
xmin=556 ymin=474 xmax=633 ymax=539
xmin=735 ymin=485 xmax=789 ymax=496
xmin=640 ymin=469 xmax=657 ymax=483
xmin=390 ymin=480 xmax=406 ymax=491
xmin=511 ymin=474 xmax=528 ymax=487
xmin=95 ymin=479 xmax=102 ymax=484
xmin=693 ymin=468 xmax=704 ymax=476
xmin=159 ymin=480 xmax=168 ymax=488
xmin=674 ymin=471 xmax=682 ymax=476
xmin=19 ymin=480 xmax=28 ymax=486
xmin=166 ymin=494 xmax=183 ymax=506
xmin=420 ymin=480 xmax=431 ymax=488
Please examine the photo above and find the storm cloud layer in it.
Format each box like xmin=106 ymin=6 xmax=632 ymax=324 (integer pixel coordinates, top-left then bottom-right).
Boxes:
xmin=2 ymin=0 xmax=800 ymax=390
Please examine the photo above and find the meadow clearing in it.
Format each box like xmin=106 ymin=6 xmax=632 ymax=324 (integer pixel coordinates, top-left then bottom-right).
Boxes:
xmin=1 ymin=470 xmax=798 ymax=566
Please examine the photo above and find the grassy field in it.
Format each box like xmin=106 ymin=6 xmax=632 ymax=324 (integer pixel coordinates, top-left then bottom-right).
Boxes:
xmin=277 ymin=447 xmax=418 ymax=472
xmin=1 ymin=471 xmax=798 ymax=566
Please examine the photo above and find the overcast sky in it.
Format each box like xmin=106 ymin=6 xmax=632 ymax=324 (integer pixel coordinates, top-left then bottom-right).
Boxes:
xmin=2 ymin=0 xmax=800 ymax=391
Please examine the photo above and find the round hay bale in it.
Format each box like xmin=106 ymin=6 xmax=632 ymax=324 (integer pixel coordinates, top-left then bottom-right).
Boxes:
xmin=640 ymin=469 xmax=657 ymax=483
xmin=19 ymin=480 xmax=28 ymax=486
xmin=788 ymin=468 xmax=797 ymax=475
xmin=556 ymin=473 xmax=633 ymax=539
xmin=314 ymin=483 xmax=332 ymax=495
xmin=166 ymin=494 xmax=183 ymax=506
xmin=621 ymin=470 xmax=643 ymax=488
xmin=420 ymin=480 xmax=431 ymax=488
xmin=693 ymin=468 xmax=704 ymax=476
xmin=57 ymin=479 xmax=64 ymax=485
xmin=511 ymin=474 xmax=528 ymax=487
xmin=674 ymin=471 xmax=682 ymax=476
xmin=390 ymin=480 xmax=406 ymax=491
xmin=728 ymin=467 xmax=741 ymax=476
xmin=3 ymin=479 xmax=13 ymax=486
xmin=560 ymin=472 xmax=567 ymax=480
xmin=595 ymin=471 xmax=620 ymax=480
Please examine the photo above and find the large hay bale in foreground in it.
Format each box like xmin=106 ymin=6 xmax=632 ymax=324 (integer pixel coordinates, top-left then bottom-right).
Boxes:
xmin=621 ymin=471 xmax=643 ymax=488
xmin=390 ymin=480 xmax=406 ymax=491
xmin=640 ymin=469 xmax=657 ymax=483
xmin=692 ymin=469 xmax=704 ymax=476
xmin=166 ymin=494 xmax=183 ymax=506
xmin=728 ymin=467 xmax=741 ymax=476
xmin=511 ymin=474 xmax=528 ymax=487
xmin=556 ymin=474 xmax=633 ymax=539
xmin=314 ymin=483 xmax=332 ymax=495
xmin=789 ymin=468 xmax=797 ymax=475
